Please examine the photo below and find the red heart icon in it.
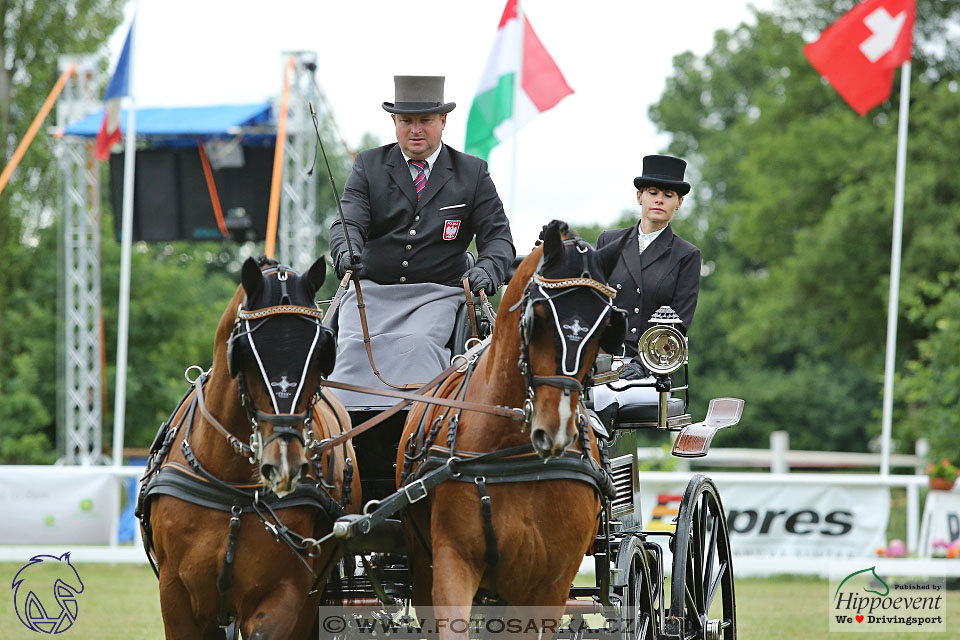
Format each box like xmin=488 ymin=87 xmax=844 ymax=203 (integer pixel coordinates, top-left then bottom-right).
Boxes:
xmin=856 ymin=615 xmax=864 ymax=623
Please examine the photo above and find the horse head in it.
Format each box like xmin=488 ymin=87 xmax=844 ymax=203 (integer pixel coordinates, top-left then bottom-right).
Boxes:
xmin=221 ymin=256 xmax=334 ymax=497
xmin=511 ymin=220 xmax=628 ymax=458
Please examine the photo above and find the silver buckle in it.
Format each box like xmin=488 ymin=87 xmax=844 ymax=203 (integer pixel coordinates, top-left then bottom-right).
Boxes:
xmin=403 ymin=479 xmax=428 ymax=504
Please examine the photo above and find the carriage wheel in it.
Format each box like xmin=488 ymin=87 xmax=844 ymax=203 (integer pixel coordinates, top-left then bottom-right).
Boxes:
xmin=666 ymin=475 xmax=736 ymax=640
xmin=611 ymin=539 xmax=656 ymax=640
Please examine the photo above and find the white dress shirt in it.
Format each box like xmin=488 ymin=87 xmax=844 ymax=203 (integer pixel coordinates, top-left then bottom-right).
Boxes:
xmin=401 ymin=143 xmax=443 ymax=181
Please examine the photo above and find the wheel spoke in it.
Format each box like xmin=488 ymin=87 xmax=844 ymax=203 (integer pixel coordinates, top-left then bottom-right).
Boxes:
xmin=703 ymin=511 xmax=718 ymax=589
xmin=705 ymin=558 xmax=727 ymax=610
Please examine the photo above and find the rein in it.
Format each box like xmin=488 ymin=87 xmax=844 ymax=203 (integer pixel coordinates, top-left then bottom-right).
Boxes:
xmin=311 ymin=347 xmax=524 ymax=457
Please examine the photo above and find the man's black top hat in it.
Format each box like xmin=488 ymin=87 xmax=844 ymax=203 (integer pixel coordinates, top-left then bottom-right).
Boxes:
xmin=382 ymin=76 xmax=456 ymax=115
xmin=633 ymin=155 xmax=690 ymax=196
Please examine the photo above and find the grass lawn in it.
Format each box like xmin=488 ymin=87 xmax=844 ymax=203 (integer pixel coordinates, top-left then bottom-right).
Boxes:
xmin=1 ymin=563 xmax=956 ymax=638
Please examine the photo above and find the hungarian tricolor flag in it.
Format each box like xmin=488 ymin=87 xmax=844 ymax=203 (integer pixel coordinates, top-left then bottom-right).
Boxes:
xmin=804 ymin=0 xmax=915 ymax=116
xmin=96 ymin=19 xmax=133 ymax=160
xmin=465 ymin=0 xmax=572 ymax=161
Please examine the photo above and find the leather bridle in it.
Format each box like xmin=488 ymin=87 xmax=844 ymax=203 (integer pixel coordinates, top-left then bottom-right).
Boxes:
xmin=225 ymin=266 xmax=333 ymax=465
xmin=514 ymin=240 xmax=619 ymax=425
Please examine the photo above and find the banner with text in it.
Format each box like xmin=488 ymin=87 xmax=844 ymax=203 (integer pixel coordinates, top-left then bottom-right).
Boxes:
xmin=639 ymin=477 xmax=889 ymax=559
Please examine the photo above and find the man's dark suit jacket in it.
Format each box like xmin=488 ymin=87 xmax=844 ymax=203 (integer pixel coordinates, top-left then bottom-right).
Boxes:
xmin=329 ymin=143 xmax=515 ymax=287
xmin=596 ymin=224 xmax=701 ymax=357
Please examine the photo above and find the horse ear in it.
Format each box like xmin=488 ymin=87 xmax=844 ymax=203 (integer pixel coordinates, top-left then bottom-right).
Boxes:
xmin=597 ymin=232 xmax=631 ymax=279
xmin=241 ymin=257 xmax=264 ymax=301
xmin=541 ymin=220 xmax=564 ymax=266
xmin=316 ymin=328 xmax=337 ymax=378
xmin=304 ymin=256 xmax=327 ymax=296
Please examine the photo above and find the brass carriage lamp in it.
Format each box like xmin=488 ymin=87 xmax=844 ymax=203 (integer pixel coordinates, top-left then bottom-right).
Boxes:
xmin=637 ymin=306 xmax=688 ymax=427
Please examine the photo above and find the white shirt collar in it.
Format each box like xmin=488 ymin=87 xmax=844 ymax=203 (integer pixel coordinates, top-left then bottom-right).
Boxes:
xmin=401 ymin=143 xmax=443 ymax=180
xmin=637 ymin=223 xmax=667 ymax=254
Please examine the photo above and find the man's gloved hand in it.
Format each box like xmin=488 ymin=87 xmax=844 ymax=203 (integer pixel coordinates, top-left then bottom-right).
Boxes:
xmin=462 ymin=265 xmax=498 ymax=296
xmin=619 ymin=360 xmax=649 ymax=381
xmin=335 ymin=252 xmax=365 ymax=279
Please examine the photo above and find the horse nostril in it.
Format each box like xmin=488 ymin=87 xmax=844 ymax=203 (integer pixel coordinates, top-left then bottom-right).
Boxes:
xmin=531 ymin=428 xmax=552 ymax=454
xmin=260 ymin=463 xmax=276 ymax=481
xmin=298 ymin=462 xmax=310 ymax=480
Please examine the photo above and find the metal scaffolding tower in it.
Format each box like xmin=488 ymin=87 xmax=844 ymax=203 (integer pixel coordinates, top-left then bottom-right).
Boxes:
xmin=56 ymin=55 xmax=105 ymax=465
xmin=277 ymin=52 xmax=320 ymax=272
xmin=53 ymin=51 xmax=330 ymax=463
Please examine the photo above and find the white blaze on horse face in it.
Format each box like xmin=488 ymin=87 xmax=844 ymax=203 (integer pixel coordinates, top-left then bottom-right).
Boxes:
xmin=554 ymin=394 xmax=575 ymax=453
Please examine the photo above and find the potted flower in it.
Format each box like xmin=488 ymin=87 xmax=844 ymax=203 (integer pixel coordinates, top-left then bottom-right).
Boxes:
xmin=926 ymin=458 xmax=958 ymax=491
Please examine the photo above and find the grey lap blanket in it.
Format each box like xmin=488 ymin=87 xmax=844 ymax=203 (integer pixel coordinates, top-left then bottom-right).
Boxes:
xmin=330 ymin=280 xmax=463 ymax=408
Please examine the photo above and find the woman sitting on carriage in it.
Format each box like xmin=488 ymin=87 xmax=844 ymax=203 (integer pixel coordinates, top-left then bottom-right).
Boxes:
xmin=592 ymin=154 xmax=702 ymax=422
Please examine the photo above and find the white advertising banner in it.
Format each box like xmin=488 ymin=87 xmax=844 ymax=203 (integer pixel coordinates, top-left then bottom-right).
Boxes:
xmin=0 ymin=468 xmax=117 ymax=544
xmin=639 ymin=476 xmax=890 ymax=560
xmin=918 ymin=489 xmax=960 ymax=557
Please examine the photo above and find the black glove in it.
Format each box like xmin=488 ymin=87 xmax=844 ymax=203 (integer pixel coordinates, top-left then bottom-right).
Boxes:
xmin=335 ymin=252 xmax=364 ymax=279
xmin=619 ymin=360 xmax=649 ymax=381
xmin=462 ymin=265 xmax=497 ymax=296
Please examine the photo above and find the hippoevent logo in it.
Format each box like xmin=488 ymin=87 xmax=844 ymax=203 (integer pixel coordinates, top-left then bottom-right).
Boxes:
xmin=829 ymin=565 xmax=946 ymax=632
xmin=11 ymin=553 xmax=84 ymax=633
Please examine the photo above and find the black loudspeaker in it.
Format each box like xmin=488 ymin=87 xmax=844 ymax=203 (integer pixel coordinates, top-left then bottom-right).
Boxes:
xmin=109 ymin=146 xmax=273 ymax=243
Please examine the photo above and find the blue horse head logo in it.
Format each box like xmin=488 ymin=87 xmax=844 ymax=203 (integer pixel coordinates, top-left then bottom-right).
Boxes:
xmin=11 ymin=552 xmax=84 ymax=633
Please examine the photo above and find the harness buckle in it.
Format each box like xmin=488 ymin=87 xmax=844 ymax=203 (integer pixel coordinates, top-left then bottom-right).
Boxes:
xmin=403 ymin=479 xmax=428 ymax=504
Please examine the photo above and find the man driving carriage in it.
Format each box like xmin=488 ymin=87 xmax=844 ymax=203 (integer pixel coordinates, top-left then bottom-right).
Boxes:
xmin=328 ymin=75 xmax=515 ymax=407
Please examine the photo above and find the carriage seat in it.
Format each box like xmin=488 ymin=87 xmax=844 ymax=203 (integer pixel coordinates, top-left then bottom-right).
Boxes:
xmin=615 ymin=397 xmax=687 ymax=424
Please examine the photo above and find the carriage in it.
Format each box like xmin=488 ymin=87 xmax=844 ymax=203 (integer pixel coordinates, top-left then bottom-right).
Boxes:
xmin=136 ymin=222 xmax=743 ymax=640
xmin=320 ymin=315 xmax=743 ymax=640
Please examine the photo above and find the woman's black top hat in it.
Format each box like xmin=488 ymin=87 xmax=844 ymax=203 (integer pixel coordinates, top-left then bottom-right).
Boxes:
xmin=382 ymin=76 xmax=457 ymax=115
xmin=633 ymin=155 xmax=690 ymax=196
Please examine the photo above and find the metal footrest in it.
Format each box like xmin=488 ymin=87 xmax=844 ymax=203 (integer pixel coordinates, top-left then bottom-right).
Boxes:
xmin=671 ymin=397 xmax=744 ymax=458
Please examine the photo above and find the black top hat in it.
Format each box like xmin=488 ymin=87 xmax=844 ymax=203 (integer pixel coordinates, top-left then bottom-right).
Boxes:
xmin=633 ymin=155 xmax=691 ymax=196
xmin=382 ymin=76 xmax=457 ymax=115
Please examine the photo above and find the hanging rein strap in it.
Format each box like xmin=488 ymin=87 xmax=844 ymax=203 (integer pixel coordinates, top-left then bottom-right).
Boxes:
xmin=321 ymin=380 xmax=523 ymax=421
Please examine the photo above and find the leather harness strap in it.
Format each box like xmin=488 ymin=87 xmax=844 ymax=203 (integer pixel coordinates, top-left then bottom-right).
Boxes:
xmin=312 ymin=358 xmax=524 ymax=457
xmin=322 ymin=380 xmax=524 ymax=421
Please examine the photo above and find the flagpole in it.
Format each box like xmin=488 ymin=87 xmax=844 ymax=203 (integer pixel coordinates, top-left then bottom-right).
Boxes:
xmin=879 ymin=60 xmax=911 ymax=477
xmin=509 ymin=0 xmax=523 ymax=225
xmin=112 ymin=8 xmax=138 ymax=467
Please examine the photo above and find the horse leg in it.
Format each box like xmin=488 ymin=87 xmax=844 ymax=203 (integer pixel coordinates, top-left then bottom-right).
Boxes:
xmin=156 ymin=574 xmax=208 ymax=640
xmin=239 ymin=581 xmax=304 ymax=640
xmin=410 ymin=552 xmax=436 ymax=639
xmin=430 ymin=544 xmax=482 ymax=640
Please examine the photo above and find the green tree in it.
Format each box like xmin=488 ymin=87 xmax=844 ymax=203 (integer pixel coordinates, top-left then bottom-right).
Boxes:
xmin=647 ymin=1 xmax=960 ymax=453
xmin=0 ymin=0 xmax=125 ymax=462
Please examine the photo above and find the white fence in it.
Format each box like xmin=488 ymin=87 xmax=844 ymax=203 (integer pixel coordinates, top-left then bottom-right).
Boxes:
xmin=2 ymin=436 xmax=958 ymax=579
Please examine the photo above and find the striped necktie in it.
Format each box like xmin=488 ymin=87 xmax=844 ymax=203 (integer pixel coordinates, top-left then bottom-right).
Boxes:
xmin=409 ymin=159 xmax=428 ymax=200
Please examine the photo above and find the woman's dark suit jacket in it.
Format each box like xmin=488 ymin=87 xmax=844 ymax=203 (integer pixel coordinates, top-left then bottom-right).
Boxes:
xmin=595 ymin=224 xmax=701 ymax=357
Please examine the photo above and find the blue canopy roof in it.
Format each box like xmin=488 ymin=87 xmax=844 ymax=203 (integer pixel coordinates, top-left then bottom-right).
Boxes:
xmin=63 ymin=102 xmax=274 ymax=145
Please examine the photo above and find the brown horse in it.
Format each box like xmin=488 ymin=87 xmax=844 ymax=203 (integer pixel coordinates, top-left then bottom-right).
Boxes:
xmin=396 ymin=221 xmax=627 ymax=638
xmin=139 ymin=256 xmax=361 ymax=640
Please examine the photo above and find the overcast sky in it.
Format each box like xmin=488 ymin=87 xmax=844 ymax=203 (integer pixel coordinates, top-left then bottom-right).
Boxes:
xmin=111 ymin=0 xmax=778 ymax=251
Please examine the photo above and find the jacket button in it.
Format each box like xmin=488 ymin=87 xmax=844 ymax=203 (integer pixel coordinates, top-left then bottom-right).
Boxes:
xmin=634 ymin=307 xmax=640 ymax=314
xmin=399 ymin=276 xmax=407 ymax=283
xmin=414 ymin=215 xmax=420 ymax=221
xmin=405 ymin=244 xmax=412 ymax=250
xmin=402 ymin=261 xmax=409 ymax=267
xmin=616 ymin=283 xmax=622 ymax=290
xmin=409 ymin=229 xmax=417 ymax=236
xmin=636 ymin=288 xmax=641 ymax=293
xmin=631 ymin=328 xmax=637 ymax=334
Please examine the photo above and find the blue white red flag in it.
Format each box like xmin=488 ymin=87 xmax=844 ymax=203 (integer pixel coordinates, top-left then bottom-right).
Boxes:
xmin=96 ymin=20 xmax=133 ymax=160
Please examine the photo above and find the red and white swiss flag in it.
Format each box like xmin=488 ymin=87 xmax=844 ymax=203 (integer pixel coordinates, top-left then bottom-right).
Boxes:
xmin=442 ymin=220 xmax=461 ymax=241
xmin=804 ymin=0 xmax=915 ymax=116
